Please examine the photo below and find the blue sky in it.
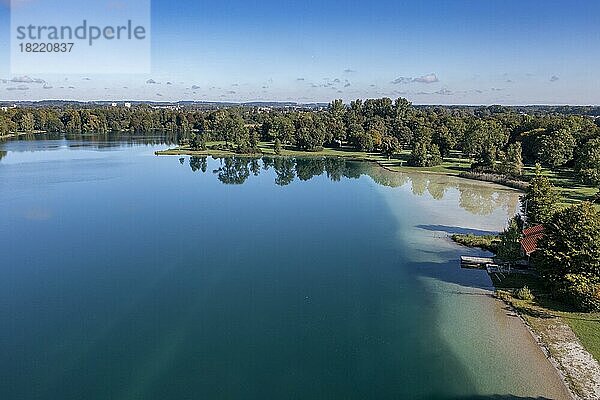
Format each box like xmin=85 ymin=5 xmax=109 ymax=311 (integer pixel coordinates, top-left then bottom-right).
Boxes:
xmin=1 ymin=0 xmax=599 ymax=104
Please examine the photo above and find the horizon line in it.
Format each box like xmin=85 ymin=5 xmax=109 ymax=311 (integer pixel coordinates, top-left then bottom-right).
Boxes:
xmin=1 ymin=99 xmax=600 ymax=108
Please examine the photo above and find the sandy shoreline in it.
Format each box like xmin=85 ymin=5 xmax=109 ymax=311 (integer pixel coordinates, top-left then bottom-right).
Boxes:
xmin=498 ymin=297 xmax=600 ymax=399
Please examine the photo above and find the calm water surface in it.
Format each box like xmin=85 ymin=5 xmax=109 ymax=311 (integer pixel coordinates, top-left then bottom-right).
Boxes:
xmin=0 ymin=137 xmax=570 ymax=399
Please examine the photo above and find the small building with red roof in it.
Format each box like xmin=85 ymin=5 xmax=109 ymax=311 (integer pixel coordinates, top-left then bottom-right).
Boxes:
xmin=520 ymin=224 xmax=545 ymax=257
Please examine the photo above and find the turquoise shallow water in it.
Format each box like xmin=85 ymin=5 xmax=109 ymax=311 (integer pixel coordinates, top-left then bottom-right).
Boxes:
xmin=0 ymin=137 xmax=569 ymax=400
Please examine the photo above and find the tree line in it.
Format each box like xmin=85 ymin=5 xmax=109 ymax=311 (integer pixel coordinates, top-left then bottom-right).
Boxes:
xmin=2 ymin=98 xmax=600 ymax=191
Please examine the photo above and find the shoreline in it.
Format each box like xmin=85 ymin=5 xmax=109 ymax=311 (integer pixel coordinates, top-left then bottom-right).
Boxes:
xmin=0 ymin=131 xmax=46 ymax=141
xmin=154 ymin=146 xmax=527 ymax=192
xmin=450 ymin=239 xmax=599 ymax=399
xmin=494 ymin=293 xmax=600 ymax=399
xmin=500 ymin=298 xmax=578 ymax=400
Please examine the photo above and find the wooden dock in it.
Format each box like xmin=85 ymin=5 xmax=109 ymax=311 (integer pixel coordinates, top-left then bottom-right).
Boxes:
xmin=460 ymin=256 xmax=496 ymax=269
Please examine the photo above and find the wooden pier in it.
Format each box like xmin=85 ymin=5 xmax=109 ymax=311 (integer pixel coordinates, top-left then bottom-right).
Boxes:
xmin=460 ymin=256 xmax=496 ymax=270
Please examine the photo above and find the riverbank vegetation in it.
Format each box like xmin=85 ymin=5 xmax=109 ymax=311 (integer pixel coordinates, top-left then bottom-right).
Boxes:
xmin=514 ymin=167 xmax=600 ymax=313
xmin=460 ymin=166 xmax=600 ymax=313
xmin=450 ymin=234 xmax=500 ymax=253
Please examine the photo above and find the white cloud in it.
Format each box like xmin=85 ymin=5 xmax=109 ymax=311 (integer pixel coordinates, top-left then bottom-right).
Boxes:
xmin=413 ymin=73 xmax=439 ymax=83
xmin=392 ymin=73 xmax=439 ymax=85
xmin=11 ymin=75 xmax=44 ymax=84
xmin=7 ymin=85 xmax=29 ymax=91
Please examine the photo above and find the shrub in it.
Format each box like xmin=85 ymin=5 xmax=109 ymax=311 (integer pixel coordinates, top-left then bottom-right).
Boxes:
xmin=561 ymin=274 xmax=600 ymax=312
xmin=458 ymin=171 xmax=529 ymax=191
xmin=451 ymin=234 xmax=500 ymax=253
xmin=274 ymin=138 xmax=282 ymax=155
xmin=495 ymin=290 xmax=512 ymax=302
xmin=515 ymin=286 xmax=534 ymax=301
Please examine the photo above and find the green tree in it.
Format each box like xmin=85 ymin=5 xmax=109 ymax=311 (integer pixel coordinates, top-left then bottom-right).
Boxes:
xmin=274 ymin=138 xmax=282 ymax=155
xmin=0 ymin=116 xmax=9 ymax=136
xmin=506 ymin=142 xmax=523 ymax=176
xmin=20 ymin=113 xmax=35 ymax=133
xmin=327 ymin=99 xmax=346 ymax=146
xmin=408 ymin=141 xmax=428 ymax=167
xmin=408 ymin=141 xmax=442 ymax=167
xmin=294 ymin=113 xmax=325 ymax=151
xmin=536 ymin=128 xmax=576 ymax=168
xmin=347 ymin=123 xmax=367 ymax=151
xmin=520 ymin=164 xmax=559 ymax=225
xmin=575 ymin=137 xmax=600 ymax=199
xmin=272 ymin=115 xmax=295 ymax=144
xmin=63 ymin=110 xmax=82 ymax=132
xmin=535 ymin=202 xmax=600 ymax=311
xmin=189 ymin=133 xmax=206 ymax=150
xmin=497 ymin=215 xmax=524 ymax=262
xmin=249 ymin=128 xmax=260 ymax=150
xmin=497 ymin=142 xmax=523 ymax=176
xmin=428 ymin=143 xmax=443 ymax=166
xmin=462 ymin=119 xmax=508 ymax=171
xmin=221 ymin=113 xmax=250 ymax=152
xmin=380 ymin=135 xmax=400 ymax=159
xmin=432 ymin=125 xmax=456 ymax=157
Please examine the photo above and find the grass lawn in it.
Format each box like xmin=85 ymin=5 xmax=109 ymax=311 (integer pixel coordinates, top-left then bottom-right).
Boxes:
xmin=521 ymin=165 xmax=598 ymax=206
xmin=158 ymin=143 xmax=473 ymax=175
xmin=562 ymin=314 xmax=600 ymax=363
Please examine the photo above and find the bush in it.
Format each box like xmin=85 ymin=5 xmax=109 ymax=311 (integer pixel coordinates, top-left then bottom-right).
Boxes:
xmin=236 ymin=145 xmax=261 ymax=155
xmin=561 ymin=274 xmax=600 ymax=312
xmin=274 ymin=138 xmax=282 ymax=155
xmin=515 ymin=286 xmax=534 ymax=301
xmin=451 ymin=233 xmax=500 ymax=253
xmin=458 ymin=171 xmax=529 ymax=191
xmin=495 ymin=290 xmax=512 ymax=302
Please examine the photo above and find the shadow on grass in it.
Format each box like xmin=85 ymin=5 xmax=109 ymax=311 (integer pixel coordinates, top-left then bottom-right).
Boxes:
xmin=514 ymin=305 xmax=556 ymax=320
xmin=491 ymin=272 xmax=573 ymax=316
xmin=447 ymin=165 xmax=471 ymax=173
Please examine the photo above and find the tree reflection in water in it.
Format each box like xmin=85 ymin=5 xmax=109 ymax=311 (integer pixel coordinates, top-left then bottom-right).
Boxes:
xmin=213 ymin=157 xmax=250 ymax=184
xmin=184 ymin=156 xmax=519 ymax=215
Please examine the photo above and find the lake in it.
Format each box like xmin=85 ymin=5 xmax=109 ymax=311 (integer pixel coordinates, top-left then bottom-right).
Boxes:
xmin=0 ymin=136 xmax=570 ymax=400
